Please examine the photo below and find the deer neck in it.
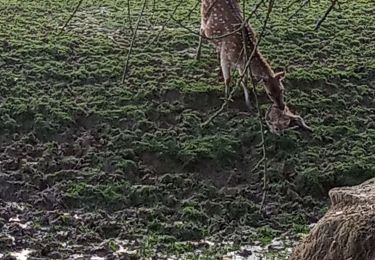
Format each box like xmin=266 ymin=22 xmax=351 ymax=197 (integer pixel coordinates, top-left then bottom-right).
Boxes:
xmin=250 ymin=51 xmax=275 ymax=81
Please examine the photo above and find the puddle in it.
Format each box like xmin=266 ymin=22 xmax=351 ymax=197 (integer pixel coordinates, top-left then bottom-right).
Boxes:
xmin=4 ymin=234 xmax=16 ymax=246
xmin=115 ymin=244 xmax=137 ymax=256
xmin=0 ymin=209 xmax=299 ymax=259
xmin=10 ymin=249 xmax=34 ymax=260
xmin=9 ymin=215 xmax=32 ymax=229
xmin=9 ymin=215 xmax=21 ymax=222
xmin=16 ymin=222 xmax=31 ymax=229
xmin=91 ymin=256 xmax=106 ymax=260
xmin=108 ymin=237 xmax=296 ymax=259
xmin=223 ymin=238 xmax=295 ymax=260
xmin=6 ymin=202 xmax=25 ymax=212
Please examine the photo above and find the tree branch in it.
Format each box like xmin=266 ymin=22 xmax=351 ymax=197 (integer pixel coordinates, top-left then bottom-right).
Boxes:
xmin=315 ymin=0 xmax=338 ymax=30
xmin=127 ymin=0 xmax=133 ymax=33
xmin=121 ymin=0 xmax=148 ymax=84
xmin=58 ymin=0 xmax=84 ymax=35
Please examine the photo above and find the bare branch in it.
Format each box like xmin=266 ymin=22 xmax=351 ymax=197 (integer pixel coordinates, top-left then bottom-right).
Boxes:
xmin=127 ymin=0 xmax=133 ymax=33
xmin=288 ymin=0 xmax=310 ymax=21
xmin=58 ymin=0 xmax=84 ymax=35
xmin=283 ymin=0 xmax=302 ymax=12
xmin=171 ymin=0 xmax=266 ymax=43
xmin=121 ymin=0 xmax=148 ymax=84
xmin=200 ymin=0 xmax=271 ymax=127
xmin=200 ymin=93 xmax=238 ymax=128
xmin=315 ymin=0 xmax=338 ymax=30
xmin=171 ymin=16 xmax=246 ymax=41
xmin=239 ymin=0 xmax=274 ymax=213
xmin=148 ymin=0 xmax=184 ymax=46
xmin=184 ymin=0 xmax=201 ymax=21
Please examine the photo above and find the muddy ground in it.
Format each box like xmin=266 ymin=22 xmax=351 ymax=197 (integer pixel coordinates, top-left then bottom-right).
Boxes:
xmin=0 ymin=0 xmax=374 ymax=258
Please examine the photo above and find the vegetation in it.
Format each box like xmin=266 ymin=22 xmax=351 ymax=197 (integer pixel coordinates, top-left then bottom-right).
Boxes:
xmin=0 ymin=0 xmax=373 ymax=258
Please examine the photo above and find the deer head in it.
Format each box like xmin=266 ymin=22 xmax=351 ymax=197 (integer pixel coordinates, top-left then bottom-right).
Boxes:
xmin=263 ymin=71 xmax=286 ymax=111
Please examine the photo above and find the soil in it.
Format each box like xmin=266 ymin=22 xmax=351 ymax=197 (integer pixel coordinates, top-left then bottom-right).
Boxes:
xmin=0 ymin=0 xmax=374 ymax=258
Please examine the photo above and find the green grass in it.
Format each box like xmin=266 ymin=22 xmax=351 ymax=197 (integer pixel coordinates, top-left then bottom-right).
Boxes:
xmin=0 ymin=0 xmax=374 ymax=257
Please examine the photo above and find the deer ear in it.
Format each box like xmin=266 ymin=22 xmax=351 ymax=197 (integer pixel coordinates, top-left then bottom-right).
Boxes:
xmin=274 ymin=71 xmax=286 ymax=80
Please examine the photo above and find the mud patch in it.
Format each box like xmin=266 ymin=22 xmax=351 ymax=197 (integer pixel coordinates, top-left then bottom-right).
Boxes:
xmin=0 ymin=0 xmax=374 ymax=257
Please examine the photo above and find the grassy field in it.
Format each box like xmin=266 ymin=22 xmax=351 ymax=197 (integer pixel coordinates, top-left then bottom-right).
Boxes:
xmin=0 ymin=0 xmax=374 ymax=258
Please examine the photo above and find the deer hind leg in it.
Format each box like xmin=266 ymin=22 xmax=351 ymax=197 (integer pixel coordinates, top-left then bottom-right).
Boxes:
xmin=238 ymin=67 xmax=251 ymax=111
xmin=217 ymin=50 xmax=224 ymax=82
xmin=195 ymin=28 xmax=204 ymax=60
xmin=293 ymin=116 xmax=313 ymax=132
xmin=220 ymin=51 xmax=231 ymax=100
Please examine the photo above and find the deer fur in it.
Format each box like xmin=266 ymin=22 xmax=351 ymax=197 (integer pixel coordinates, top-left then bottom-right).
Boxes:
xmin=266 ymin=104 xmax=313 ymax=135
xmin=197 ymin=0 xmax=286 ymax=110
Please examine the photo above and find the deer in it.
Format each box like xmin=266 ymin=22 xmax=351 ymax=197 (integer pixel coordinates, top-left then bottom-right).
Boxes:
xmin=197 ymin=0 xmax=286 ymax=111
xmin=265 ymin=103 xmax=313 ymax=134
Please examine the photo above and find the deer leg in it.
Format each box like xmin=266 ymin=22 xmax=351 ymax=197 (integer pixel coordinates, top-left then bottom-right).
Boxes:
xmin=217 ymin=50 xmax=224 ymax=82
xmin=195 ymin=28 xmax=204 ymax=60
xmin=242 ymin=78 xmax=251 ymax=111
xmin=220 ymin=56 xmax=231 ymax=100
xmin=294 ymin=116 xmax=313 ymax=132
xmin=238 ymin=68 xmax=251 ymax=111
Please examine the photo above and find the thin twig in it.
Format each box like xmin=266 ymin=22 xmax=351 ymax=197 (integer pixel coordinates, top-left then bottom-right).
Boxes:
xmin=200 ymin=0 xmax=271 ymax=127
xmin=127 ymin=0 xmax=133 ymax=33
xmin=239 ymin=0 xmax=274 ymax=213
xmin=58 ymin=0 xmax=84 ymax=35
xmin=249 ymin=0 xmax=266 ymax=18
xmin=147 ymin=0 xmax=184 ymax=46
xmin=171 ymin=0 xmax=265 ymax=43
xmin=196 ymin=0 xmax=273 ymax=213
xmin=315 ymin=0 xmax=338 ymax=30
xmin=251 ymin=157 xmax=265 ymax=173
xmin=283 ymin=0 xmax=302 ymax=12
xmin=201 ymin=0 xmax=271 ymax=115
xmin=258 ymin=0 xmax=274 ymax=214
xmin=288 ymin=0 xmax=310 ymax=21
xmin=171 ymin=16 xmax=244 ymax=41
xmin=184 ymin=0 xmax=201 ymax=22
xmin=200 ymin=90 xmax=239 ymax=127
xmin=144 ymin=0 xmax=199 ymax=46
xmin=219 ymin=169 xmax=238 ymax=193
xmin=121 ymin=0 xmax=148 ymax=84
xmin=200 ymin=0 xmax=265 ymax=127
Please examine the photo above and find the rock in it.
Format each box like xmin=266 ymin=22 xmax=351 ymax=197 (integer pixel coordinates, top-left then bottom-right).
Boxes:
xmin=290 ymin=178 xmax=375 ymax=260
